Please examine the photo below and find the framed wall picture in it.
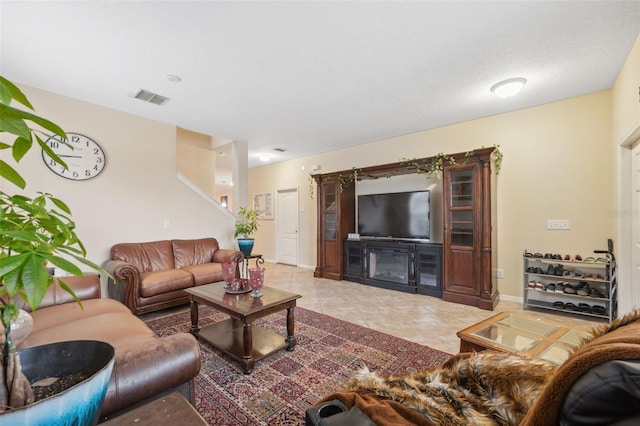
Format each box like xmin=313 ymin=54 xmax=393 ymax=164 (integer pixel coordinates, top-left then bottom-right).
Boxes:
xmin=253 ymin=192 xmax=274 ymax=219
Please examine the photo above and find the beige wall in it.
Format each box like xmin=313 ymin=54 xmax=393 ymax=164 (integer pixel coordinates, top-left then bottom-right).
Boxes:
xmin=612 ymin=34 xmax=640 ymax=145
xmin=249 ymin=90 xmax=614 ymax=299
xmin=177 ymin=127 xmax=217 ymax=198
xmin=6 ymin=85 xmax=237 ymax=291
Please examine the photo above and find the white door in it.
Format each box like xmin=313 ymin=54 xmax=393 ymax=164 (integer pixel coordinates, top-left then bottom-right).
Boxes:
xmin=276 ymin=188 xmax=298 ymax=265
xmin=632 ymin=142 xmax=640 ymax=306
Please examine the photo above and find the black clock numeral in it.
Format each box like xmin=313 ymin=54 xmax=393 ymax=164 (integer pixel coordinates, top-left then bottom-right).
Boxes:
xmin=96 ymin=157 xmax=103 ymax=163
xmin=49 ymin=141 xmax=60 ymax=149
xmin=49 ymin=159 xmax=57 ymax=167
xmin=71 ymin=135 xmax=80 ymax=143
xmin=85 ymin=170 xmax=91 ymax=177
xmin=72 ymin=171 xmax=79 ymax=178
xmin=93 ymin=148 xmax=100 ymax=155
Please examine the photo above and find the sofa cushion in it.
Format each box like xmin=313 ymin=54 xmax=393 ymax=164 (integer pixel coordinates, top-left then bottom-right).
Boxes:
xmin=111 ymin=240 xmax=175 ymax=272
xmin=140 ymin=269 xmax=194 ymax=297
xmin=172 ymin=238 xmax=219 ymax=269
xmin=19 ymin=310 xmax=157 ymax=350
xmin=181 ymin=262 xmax=224 ymax=286
xmin=24 ymin=298 xmax=132 ymax=336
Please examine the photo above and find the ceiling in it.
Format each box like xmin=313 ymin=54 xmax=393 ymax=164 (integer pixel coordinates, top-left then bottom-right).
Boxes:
xmin=2 ymin=1 xmax=639 ymax=168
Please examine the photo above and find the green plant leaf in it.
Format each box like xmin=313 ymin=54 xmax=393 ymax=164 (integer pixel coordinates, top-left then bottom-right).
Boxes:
xmin=0 ymin=159 xmax=26 ymax=189
xmin=12 ymin=136 xmax=33 ymax=162
xmin=0 ymin=76 xmax=34 ymax=109
xmin=20 ymin=255 xmax=50 ymax=310
xmin=0 ymin=104 xmax=32 ymax=139
xmin=56 ymin=279 xmax=83 ymax=310
xmin=46 ymin=255 xmax=82 ymax=276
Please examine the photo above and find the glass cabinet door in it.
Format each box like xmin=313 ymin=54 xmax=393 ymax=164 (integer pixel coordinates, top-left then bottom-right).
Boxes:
xmin=450 ymin=168 xmax=473 ymax=207
xmin=322 ymin=183 xmax=337 ymax=240
xmin=448 ymin=168 xmax=474 ymax=247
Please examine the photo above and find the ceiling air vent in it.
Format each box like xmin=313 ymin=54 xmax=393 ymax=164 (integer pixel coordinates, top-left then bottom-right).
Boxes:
xmin=132 ymin=89 xmax=171 ymax=106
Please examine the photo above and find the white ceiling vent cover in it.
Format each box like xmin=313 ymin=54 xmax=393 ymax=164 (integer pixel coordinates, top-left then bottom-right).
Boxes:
xmin=133 ymin=89 xmax=171 ymax=105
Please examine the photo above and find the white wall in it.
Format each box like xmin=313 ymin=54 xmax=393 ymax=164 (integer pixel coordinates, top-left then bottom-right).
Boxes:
xmin=7 ymin=85 xmax=237 ymax=291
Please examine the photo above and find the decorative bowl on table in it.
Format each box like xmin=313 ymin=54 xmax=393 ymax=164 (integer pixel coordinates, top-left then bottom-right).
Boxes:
xmin=225 ymin=278 xmax=251 ymax=294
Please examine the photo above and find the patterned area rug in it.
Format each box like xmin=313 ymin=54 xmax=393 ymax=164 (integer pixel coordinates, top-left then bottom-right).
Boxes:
xmin=144 ymin=306 xmax=451 ymax=425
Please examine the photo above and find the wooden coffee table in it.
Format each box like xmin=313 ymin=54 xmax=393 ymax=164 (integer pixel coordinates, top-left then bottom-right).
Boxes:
xmin=457 ymin=311 xmax=591 ymax=364
xmin=185 ymin=282 xmax=301 ymax=373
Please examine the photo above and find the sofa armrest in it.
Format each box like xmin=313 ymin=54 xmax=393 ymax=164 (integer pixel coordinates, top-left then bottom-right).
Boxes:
xmin=101 ymin=333 xmax=201 ymax=416
xmin=18 ymin=273 xmax=101 ymax=312
xmin=213 ymin=248 xmax=244 ymax=264
xmin=102 ymin=259 xmax=142 ymax=313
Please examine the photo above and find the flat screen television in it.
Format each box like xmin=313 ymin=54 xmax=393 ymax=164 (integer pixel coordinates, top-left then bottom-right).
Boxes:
xmin=357 ymin=190 xmax=430 ymax=241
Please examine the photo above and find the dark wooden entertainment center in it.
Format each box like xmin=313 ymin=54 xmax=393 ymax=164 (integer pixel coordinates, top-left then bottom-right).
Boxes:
xmin=313 ymin=147 xmax=498 ymax=310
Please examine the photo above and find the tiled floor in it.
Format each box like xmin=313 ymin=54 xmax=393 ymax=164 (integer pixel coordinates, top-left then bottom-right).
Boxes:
xmin=263 ymin=262 xmax=602 ymax=354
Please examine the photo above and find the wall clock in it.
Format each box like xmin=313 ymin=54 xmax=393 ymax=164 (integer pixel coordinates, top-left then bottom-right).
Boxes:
xmin=42 ymin=132 xmax=106 ymax=181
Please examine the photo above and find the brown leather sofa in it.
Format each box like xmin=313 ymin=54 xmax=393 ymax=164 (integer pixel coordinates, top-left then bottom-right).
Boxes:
xmin=16 ymin=274 xmax=201 ymax=421
xmin=103 ymin=238 xmax=244 ymax=315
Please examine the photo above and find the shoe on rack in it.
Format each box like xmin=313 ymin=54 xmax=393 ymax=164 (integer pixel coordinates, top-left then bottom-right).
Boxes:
xmin=547 ymin=283 xmax=556 ymax=292
xmin=565 ymin=302 xmax=578 ymax=311
xmin=576 ymin=281 xmax=590 ymax=296
xmin=564 ymin=284 xmax=577 ymax=294
xmin=592 ymin=305 xmax=606 ymax=315
xmin=578 ymin=303 xmax=592 ymax=313
xmin=556 ymin=282 xmax=565 ymax=293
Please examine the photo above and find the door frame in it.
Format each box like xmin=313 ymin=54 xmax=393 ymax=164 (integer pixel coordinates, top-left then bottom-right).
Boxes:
xmin=618 ymin=124 xmax=640 ymax=315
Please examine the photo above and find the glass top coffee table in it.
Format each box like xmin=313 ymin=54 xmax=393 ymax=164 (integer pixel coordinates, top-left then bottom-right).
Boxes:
xmin=185 ymin=282 xmax=301 ymax=374
xmin=457 ymin=311 xmax=591 ymax=364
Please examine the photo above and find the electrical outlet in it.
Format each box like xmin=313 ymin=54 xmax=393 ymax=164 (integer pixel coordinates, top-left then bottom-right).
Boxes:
xmin=547 ymin=219 xmax=570 ymax=230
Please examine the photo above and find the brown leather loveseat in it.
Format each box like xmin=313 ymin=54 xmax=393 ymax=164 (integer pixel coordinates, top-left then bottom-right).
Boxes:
xmin=16 ymin=274 xmax=201 ymax=421
xmin=103 ymin=238 xmax=243 ymax=315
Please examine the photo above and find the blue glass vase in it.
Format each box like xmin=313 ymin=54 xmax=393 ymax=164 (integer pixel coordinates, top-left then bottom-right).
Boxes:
xmin=237 ymin=238 xmax=254 ymax=256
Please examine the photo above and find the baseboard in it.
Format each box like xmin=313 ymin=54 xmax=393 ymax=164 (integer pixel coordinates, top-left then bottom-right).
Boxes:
xmin=499 ymin=293 xmax=523 ymax=304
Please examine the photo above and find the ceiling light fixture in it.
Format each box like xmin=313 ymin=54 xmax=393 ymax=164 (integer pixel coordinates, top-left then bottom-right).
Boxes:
xmin=490 ymin=78 xmax=527 ymax=98
xmin=166 ymin=74 xmax=182 ymax=83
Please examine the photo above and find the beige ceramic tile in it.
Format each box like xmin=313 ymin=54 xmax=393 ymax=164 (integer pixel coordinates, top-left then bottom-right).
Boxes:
xmin=261 ymin=263 xmax=602 ymax=355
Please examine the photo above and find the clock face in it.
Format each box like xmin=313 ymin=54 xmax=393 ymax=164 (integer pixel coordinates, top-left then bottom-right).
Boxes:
xmin=42 ymin=133 xmax=106 ymax=181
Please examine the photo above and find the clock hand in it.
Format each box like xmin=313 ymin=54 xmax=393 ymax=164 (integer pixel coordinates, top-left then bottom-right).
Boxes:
xmin=57 ymin=155 xmax=82 ymax=158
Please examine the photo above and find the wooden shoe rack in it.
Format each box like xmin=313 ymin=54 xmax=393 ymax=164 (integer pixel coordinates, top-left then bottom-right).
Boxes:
xmin=522 ymin=252 xmax=617 ymax=322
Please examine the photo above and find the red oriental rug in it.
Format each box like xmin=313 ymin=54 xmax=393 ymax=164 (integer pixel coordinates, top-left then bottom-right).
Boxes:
xmin=144 ymin=306 xmax=451 ymax=425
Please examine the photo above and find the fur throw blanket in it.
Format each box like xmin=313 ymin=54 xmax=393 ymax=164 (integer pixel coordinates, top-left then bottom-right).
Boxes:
xmin=318 ymin=310 xmax=640 ymax=426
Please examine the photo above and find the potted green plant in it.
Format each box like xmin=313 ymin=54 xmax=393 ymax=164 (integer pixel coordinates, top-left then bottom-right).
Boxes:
xmin=234 ymin=206 xmax=260 ymax=256
xmin=0 ymin=76 xmax=113 ymax=423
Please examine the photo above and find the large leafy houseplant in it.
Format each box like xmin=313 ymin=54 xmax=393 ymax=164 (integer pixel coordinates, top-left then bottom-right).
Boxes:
xmin=233 ymin=206 xmax=260 ymax=239
xmin=0 ymin=76 xmax=106 ymax=411
xmin=234 ymin=206 xmax=260 ymax=256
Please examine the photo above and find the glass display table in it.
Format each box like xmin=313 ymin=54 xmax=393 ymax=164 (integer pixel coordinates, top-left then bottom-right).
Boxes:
xmin=456 ymin=311 xmax=591 ymax=364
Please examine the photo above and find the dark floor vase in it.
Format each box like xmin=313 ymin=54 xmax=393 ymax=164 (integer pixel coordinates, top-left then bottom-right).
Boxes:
xmin=238 ymin=238 xmax=255 ymax=256
xmin=1 ymin=340 xmax=115 ymax=426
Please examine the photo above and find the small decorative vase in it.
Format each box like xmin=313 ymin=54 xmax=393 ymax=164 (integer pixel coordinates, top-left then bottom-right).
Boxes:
xmin=222 ymin=261 xmax=236 ymax=284
xmin=249 ymin=267 xmax=265 ymax=297
xmin=10 ymin=309 xmax=34 ymax=347
xmin=237 ymin=238 xmax=254 ymax=256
